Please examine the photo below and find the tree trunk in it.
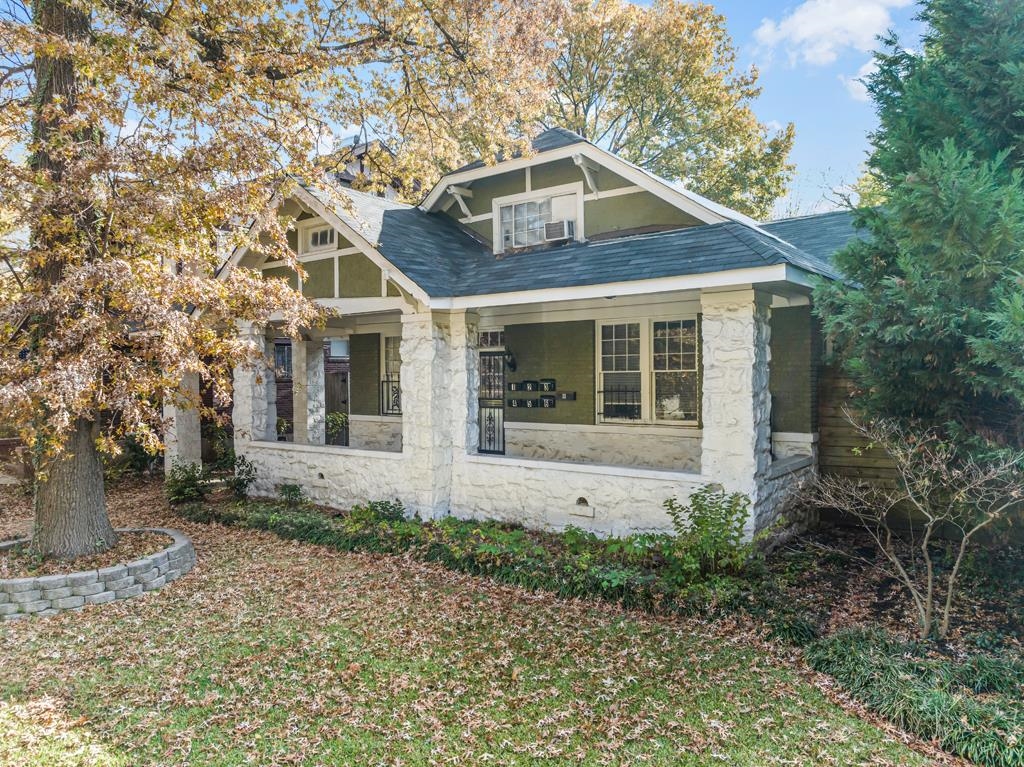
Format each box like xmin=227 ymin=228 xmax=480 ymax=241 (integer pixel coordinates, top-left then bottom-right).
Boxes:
xmin=27 ymin=0 xmax=112 ymax=561
xmin=31 ymin=418 xmax=117 ymax=559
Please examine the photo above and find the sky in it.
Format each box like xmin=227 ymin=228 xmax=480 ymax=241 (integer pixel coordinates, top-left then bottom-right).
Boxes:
xmin=700 ymin=0 xmax=926 ymax=217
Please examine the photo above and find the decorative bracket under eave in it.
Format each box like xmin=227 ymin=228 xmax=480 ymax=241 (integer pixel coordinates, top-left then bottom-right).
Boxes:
xmin=572 ymin=154 xmax=600 ymax=196
xmin=446 ymin=185 xmax=474 ymax=217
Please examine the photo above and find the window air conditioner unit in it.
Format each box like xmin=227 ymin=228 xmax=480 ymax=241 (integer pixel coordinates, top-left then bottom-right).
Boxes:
xmin=544 ymin=219 xmax=575 ymax=242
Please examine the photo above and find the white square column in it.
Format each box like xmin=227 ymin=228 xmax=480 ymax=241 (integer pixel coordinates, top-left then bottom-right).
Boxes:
xmin=699 ymin=289 xmax=773 ymax=535
xmin=163 ymin=371 xmax=203 ymax=473
xmin=450 ymin=311 xmax=479 ymax=456
xmin=232 ymin=322 xmax=276 ymax=447
xmin=291 ymin=336 xmax=325 ymax=446
xmin=400 ymin=311 xmax=454 ymax=518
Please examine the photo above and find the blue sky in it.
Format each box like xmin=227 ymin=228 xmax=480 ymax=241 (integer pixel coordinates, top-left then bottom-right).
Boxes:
xmin=700 ymin=0 xmax=925 ymax=217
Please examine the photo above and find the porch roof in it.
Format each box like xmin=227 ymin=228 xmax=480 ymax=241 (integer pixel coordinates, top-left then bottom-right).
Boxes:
xmin=306 ymin=183 xmax=862 ymax=299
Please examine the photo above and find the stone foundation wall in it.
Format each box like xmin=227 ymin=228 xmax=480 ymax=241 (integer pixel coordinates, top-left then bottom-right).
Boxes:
xmin=243 ymin=441 xmax=410 ymax=509
xmin=504 ymin=424 xmax=701 ymax=473
xmin=349 ymin=417 xmax=402 ymax=453
xmin=450 ymin=454 xmax=705 ymax=537
xmin=0 ymin=528 xmax=195 ymax=621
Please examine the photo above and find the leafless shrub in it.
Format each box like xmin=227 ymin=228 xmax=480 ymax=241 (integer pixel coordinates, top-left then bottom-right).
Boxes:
xmin=809 ymin=416 xmax=1024 ymax=640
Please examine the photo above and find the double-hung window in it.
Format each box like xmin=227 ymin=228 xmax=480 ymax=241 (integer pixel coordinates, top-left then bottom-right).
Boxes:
xmin=499 ymin=198 xmax=551 ymax=250
xmin=598 ymin=319 xmax=700 ymax=424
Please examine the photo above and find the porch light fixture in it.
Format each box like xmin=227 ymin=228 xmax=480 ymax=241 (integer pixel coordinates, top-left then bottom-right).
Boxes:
xmin=503 ymin=349 xmax=517 ymax=372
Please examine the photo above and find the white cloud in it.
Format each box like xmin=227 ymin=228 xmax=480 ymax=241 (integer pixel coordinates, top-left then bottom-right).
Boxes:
xmin=839 ymin=59 xmax=877 ymax=101
xmin=755 ymin=0 xmax=912 ymax=66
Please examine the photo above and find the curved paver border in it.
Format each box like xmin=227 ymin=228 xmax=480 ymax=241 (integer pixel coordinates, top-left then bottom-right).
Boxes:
xmin=0 ymin=528 xmax=195 ymax=620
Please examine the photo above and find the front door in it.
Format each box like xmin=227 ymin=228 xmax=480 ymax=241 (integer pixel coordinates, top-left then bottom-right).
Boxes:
xmin=478 ymin=351 xmax=505 ymax=454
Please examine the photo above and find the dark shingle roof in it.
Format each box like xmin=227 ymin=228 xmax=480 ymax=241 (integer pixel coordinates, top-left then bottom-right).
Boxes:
xmin=761 ymin=209 xmax=862 ymax=265
xmin=307 ymin=185 xmax=862 ymax=299
xmin=449 ymin=128 xmax=588 ymax=174
xmin=449 ymin=221 xmax=842 ymax=296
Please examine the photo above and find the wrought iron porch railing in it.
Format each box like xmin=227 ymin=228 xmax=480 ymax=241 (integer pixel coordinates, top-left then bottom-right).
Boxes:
xmin=381 ymin=377 xmax=401 ymax=416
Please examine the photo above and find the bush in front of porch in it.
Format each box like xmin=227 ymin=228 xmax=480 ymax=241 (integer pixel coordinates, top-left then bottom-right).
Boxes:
xmin=175 ymin=488 xmax=761 ymax=616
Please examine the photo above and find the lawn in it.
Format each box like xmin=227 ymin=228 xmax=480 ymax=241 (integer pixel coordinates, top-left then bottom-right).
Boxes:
xmin=0 ymin=481 xmax=951 ymax=766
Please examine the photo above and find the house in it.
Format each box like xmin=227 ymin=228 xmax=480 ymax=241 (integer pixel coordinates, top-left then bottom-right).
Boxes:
xmin=165 ymin=128 xmax=862 ymax=537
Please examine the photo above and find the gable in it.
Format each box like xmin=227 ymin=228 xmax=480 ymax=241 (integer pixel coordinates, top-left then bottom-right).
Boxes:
xmin=438 ymin=154 xmax=703 ymax=249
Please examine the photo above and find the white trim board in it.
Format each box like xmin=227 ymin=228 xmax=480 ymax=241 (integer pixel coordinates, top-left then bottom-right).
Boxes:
xmin=429 ymin=264 xmax=811 ymax=310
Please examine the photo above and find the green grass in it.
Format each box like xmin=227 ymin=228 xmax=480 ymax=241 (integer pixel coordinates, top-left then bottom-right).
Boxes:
xmin=0 ymin=499 xmax=937 ymax=767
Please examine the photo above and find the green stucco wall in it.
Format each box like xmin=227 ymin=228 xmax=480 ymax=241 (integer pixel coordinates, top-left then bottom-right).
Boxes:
xmin=769 ymin=306 xmax=817 ymax=433
xmin=584 ymin=193 xmax=699 ymax=238
xmin=339 ymin=253 xmax=381 ymax=298
xmin=349 ymin=333 xmax=380 ymax=416
xmin=262 ymin=265 xmax=297 ymax=290
xmin=302 ymin=258 xmax=334 ymax=298
xmin=503 ymin=321 xmax=595 ymax=424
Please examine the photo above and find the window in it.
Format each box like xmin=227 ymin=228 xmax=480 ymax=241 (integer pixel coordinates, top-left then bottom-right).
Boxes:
xmin=328 ymin=338 xmax=349 ymax=359
xmin=499 ymin=198 xmax=551 ymax=250
xmin=599 ymin=323 xmax=641 ymax=420
xmin=478 ymin=330 xmax=505 ymax=349
xmin=598 ymin=319 xmax=700 ymax=424
xmin=652 ymin=320 xmax=699 ymax=422
xmin=274 ymin=341 xmax=293 ymax=378
xmin=382 ymin=336 xmax=401 ymax=416
xmin=383 ymin=336 xmax=401 ymax=379
xmin=309 ymin=226 xmax=335 ymax=250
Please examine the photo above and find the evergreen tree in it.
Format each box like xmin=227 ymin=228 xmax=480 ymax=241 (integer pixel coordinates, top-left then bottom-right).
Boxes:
xmin=815 ymin=0 xmax=1024 ymax=451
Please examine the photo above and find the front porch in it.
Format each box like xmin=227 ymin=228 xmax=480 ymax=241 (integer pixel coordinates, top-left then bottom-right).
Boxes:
xmin=167 ymin=285 xmax=820 ymax=537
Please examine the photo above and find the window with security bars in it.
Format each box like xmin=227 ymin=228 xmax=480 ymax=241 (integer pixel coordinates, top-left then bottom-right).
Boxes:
xmin=381 ymin=336 xmax=401 ymax=415
xmin=597 ymin=318 xmax=700 ymax=424
xmin=599 ymin=322 xmax=641 ymax=420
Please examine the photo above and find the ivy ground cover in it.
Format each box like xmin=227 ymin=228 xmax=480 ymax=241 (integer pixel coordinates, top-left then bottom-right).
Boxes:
xmin=0 ymin=481 xmax=948 ymax=766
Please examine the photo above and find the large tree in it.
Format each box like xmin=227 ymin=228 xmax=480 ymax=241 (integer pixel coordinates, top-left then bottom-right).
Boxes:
xmin=0 ymin=0 xmax=557 ymax=558
xmin=814 ymin=0 xmax=1024 ymax=452
xmin=542 ymin=0 xmax=795 ymax=219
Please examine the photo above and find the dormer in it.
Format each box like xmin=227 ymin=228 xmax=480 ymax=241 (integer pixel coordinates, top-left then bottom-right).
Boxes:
xmin=420 ymin=128 xmax=746 ymax=255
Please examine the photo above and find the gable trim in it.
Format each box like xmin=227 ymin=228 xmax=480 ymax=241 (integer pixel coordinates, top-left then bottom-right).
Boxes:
xmin=290 ymin=185 xmax=430 ymax=305
xmin=421 ymin=142 xmax=737 ymax=227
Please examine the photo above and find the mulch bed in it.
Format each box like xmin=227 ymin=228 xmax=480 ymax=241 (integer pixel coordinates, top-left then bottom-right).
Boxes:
xmin=0 ymin=530 xmax=171 ymax=579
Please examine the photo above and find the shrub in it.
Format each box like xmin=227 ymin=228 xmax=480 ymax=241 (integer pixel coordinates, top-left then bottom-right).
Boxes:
xmin=226 ymin=455 xmax=257 ymax=500
xmin=325 ymin=411 xmax=348 ymax=444
xmin=767 ymin=611 xmax=819 ymax=646
xmin=277 ymin=483 xmax=307 ymax=507
xmin=164 ymin=461 xmax=211 ymax=505
xmin=806 ymin=628 xmax=1024 ymax=767
xmin=174 ymin=496 xmax=758 ymax=617
xmin=664 ymin=485 xmax=754 ymax=579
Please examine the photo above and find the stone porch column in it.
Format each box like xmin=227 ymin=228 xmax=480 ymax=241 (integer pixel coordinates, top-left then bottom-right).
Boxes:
xmin=449 ymin=311 xmax=479 ymax=456
xmin=163 ymin=371 xmax=202 ymax=474
xmin=699 ymin=288 xmax=773 ymax=535
xmin=232 ymin=323 xmax=276 ymax=446
xmin=400 ymin=311 xmax=453 ymax=518
xmin=290 ymin=336 xmax=324 ymax=445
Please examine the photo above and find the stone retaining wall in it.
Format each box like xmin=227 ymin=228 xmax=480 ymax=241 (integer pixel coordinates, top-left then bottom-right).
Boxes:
xmin=0 ymin=527 xmax=195 ymax=621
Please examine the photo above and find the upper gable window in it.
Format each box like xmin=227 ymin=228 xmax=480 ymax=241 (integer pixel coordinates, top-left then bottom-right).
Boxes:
xmin=496 ymin=192 xmax=577 ymax=252
xmin=308 ymin=226 xmax=335 ymax=251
